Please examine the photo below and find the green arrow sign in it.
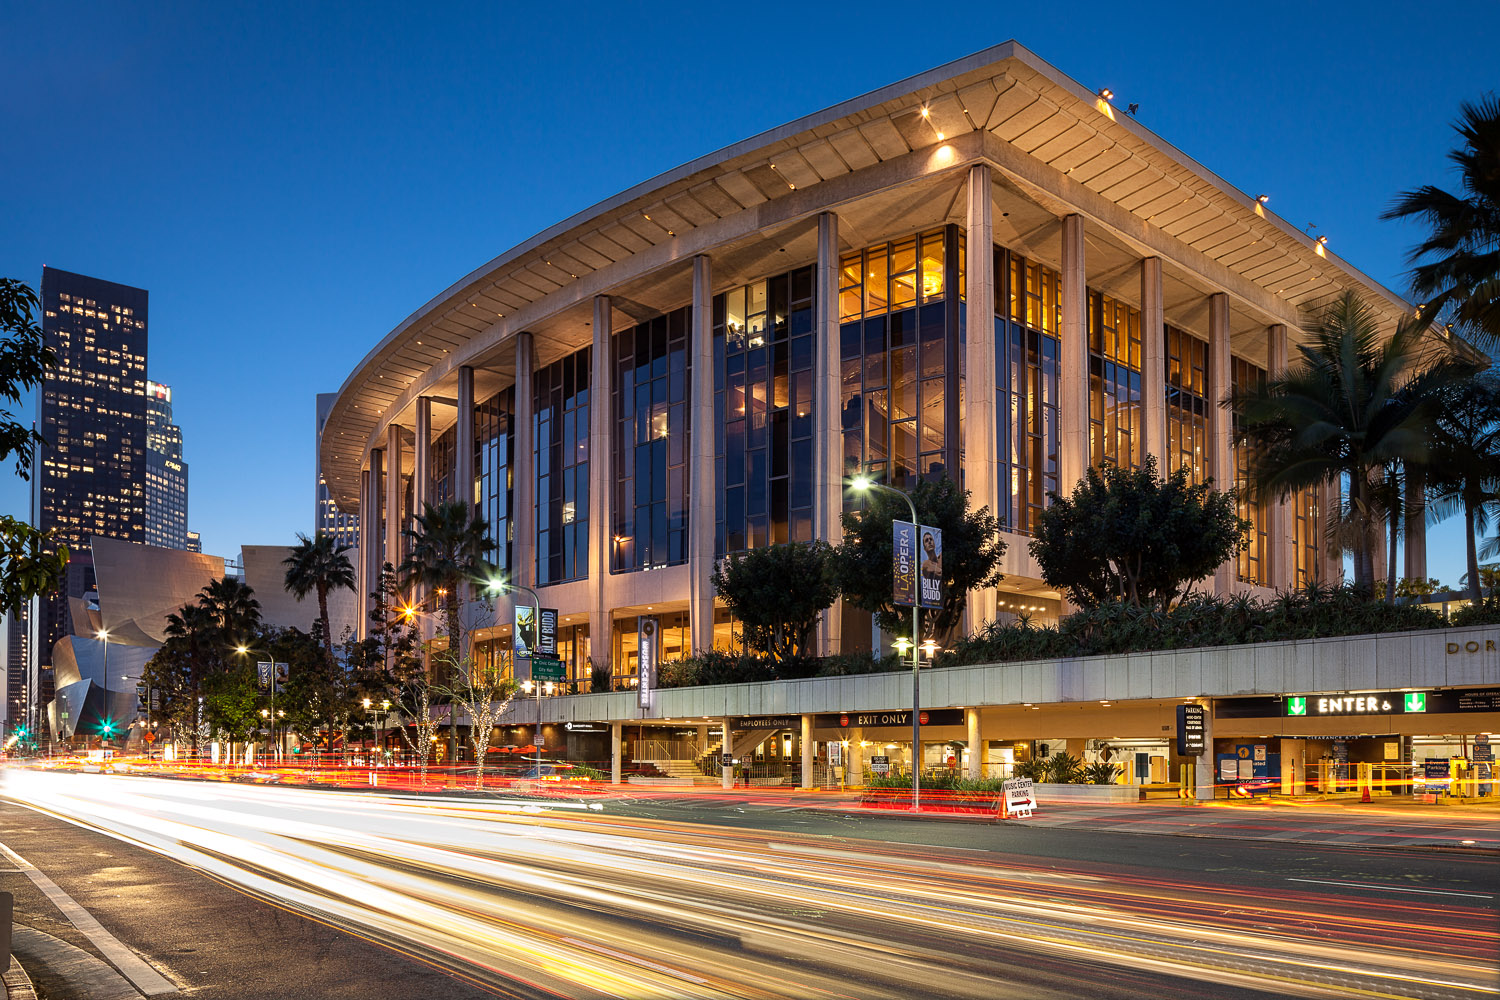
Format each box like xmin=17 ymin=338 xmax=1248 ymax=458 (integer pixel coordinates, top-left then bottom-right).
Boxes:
xmin=1404 ymin=692 xmax=1427 ymax=713
xmin=530 ymin=657 xmax=565 ymax=682
xmin=1286 ymin=697 xmax=1307 ymax=716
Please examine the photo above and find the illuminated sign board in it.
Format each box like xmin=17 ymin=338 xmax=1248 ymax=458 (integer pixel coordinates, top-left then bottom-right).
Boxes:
xmin=1219 ymin=689 xmax=1500 ymax=719
xmin=1176 ymin=704 xmax=1206 ymax=755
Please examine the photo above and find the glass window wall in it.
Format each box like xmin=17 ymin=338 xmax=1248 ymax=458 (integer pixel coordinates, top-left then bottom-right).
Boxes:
xmin=535 ymin=348 xmax=590 ymax=584
xmin=1088 ymin=290 xmax=1142 ymax=470
xmin=612 ymin=308 xmax=691 ymax=572
xmin=839 ymin=227 xmax=962 ymax=499
xmin=995 ymin=249 xmax=1060 ymax=535
xmin=475 ymin=389 xmax=514 ymax=575
xmin=1165 ymin=325 xmax=1209 ymax=484
xmin=714 ymin=266 xmax=815 ymax=554
xmin=1232 ymin=357 xmax=1268 ymax=585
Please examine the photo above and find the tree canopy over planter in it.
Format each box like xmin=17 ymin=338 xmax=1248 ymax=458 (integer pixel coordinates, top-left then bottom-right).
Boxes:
xmin=711 ymin=540 xmax=839 ymax=665
xmin=1029 ymin=456 xmax=1247 ymax=610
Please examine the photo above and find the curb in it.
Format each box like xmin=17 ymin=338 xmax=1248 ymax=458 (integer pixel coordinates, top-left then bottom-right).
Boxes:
xmin=3 ymin=956 xmax=38 ymax=1000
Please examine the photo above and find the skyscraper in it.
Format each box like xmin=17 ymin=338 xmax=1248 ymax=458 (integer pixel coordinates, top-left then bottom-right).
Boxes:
xmin=315 ymin=393 xmax=359 ymax=550
xmin=145 ymin=379 xmax=189 ymax=549
xmin=35 ymin=267 xmax=149 ymax=679
xmin=3 ymin=608 xmax=29 ymax=735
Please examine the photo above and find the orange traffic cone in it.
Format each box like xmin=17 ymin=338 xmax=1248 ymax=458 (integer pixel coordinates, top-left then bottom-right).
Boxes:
xmin=1361 ymin=784 xmax=1372 ymax=803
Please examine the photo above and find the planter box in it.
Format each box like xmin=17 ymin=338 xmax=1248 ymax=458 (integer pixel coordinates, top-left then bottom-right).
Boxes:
xmin=860 ymin=787 xmax=1001 ymax=812
xmin=1031 ymin=782 xmax=1140 ymax=804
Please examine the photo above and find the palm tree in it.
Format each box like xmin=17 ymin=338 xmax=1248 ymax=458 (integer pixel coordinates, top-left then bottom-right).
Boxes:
xmin=1231 ymin=292 xmax=1452 ymax=591
xmin=1427 ymin=373 xmax=1500 ymax=602
xmin=197 ymin=576 xmax=261 ymax=644
xmin=397 ymin=501 xmax=497 ymax=651
xmin=1382 ymin=95 xmax=1500 ymax=350
xmin=283 ymin=532 xmax=356 ymax=661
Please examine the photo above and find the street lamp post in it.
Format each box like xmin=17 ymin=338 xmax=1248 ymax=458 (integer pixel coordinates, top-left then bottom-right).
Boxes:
xmin=519 ymin=679 xmax=554 ymax=776
xmin=362 ymin=697 xmax=390 ymax=763
xmin=236 ymin=646 xmax=280 ymax=761
xmin=849 ymin=474 xmax=924 ymax=811
xmin=96 ymin=629 xmax=112 ymax=748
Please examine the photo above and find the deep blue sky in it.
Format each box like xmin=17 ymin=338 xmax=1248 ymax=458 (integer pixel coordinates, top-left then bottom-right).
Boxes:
xmin=2 ymin=1 xmax=1495 ymax=586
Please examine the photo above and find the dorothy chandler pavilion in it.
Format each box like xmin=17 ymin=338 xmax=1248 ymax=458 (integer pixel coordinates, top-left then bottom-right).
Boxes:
xmin=321 ymin=43 xmax=1498 ymax=790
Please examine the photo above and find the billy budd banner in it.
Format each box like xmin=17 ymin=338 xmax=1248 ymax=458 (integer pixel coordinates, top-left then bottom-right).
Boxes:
xmin=918 ymin=526 xmax=943 ymax=610
xmin=892 ymin=520 xmax=917 ymax=607
xmin=637 ymin=616 xmax=657 ymax=709
xmin=514 ymin=604 xmax=538 ymax=659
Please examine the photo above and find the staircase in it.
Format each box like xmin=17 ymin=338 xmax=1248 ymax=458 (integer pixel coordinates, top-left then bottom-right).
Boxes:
xmin=636 ymin=758 xmax=720 ymax=786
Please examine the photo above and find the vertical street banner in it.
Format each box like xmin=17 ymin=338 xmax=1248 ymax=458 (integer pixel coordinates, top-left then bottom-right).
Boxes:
xmin=892 ymin=520 xmax=917 ymax=607
xmin=257 ymin=661 xmax=273 ymax=693
xmin=274 ymin=662 xmax=288 ymax=694
xmin=637 ymin=617 xmax=657 ymax=710
xmin=918 ymin=525 xmax=943 ymax=609
xmin=537 ymin=608 xmax=558 ymax=656
xmin=514 ymin=604 xmax=538 ymax=659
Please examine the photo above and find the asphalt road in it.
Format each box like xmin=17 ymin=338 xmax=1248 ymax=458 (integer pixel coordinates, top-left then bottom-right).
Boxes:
xmin=0 ymin=772 xmax=1494 ymax=1000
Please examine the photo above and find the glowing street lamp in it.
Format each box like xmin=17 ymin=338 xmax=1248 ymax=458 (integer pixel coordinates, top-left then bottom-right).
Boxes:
xmin=237 ymin=645 xmax=282 ymax=760
xmin=96 ymin=629 xmax=113 ymax=747
xmin=848 ymin=474 xmax=925 ymax=811
xmin=362 ymin=697 xmax=391 ymax=762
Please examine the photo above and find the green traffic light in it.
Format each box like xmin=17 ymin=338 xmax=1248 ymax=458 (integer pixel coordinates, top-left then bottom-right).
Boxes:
xmin=100 ymin=719 xmax=116 ymax=735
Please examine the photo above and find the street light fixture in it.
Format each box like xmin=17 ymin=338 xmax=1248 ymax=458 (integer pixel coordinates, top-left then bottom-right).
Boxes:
xmin=848 ymin=473 xmax=925 ymax=811
xmin=362 ymin=697 xmax=391 ymax=763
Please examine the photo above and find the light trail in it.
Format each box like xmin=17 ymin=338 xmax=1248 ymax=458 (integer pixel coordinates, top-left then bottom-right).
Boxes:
xmin=1 ymin=770 xmax=1494 ymax=1000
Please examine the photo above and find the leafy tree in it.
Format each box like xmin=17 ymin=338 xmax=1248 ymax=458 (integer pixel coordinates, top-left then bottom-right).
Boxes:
xmin=1382 ymin=95 xmax=1500 ymax=350
xmin=444 ymin=647 xmax=518 ymax=786
xmin=837 ymin=476 xmax=1004 ymax=644
xmin=1029 ymin=456 xmax=1248 ymax=610
xmin=397 ymin=500 xmax=497 ymax=650
xmin=202 ymin=658 xmax=261 ymax=744
xmin=1232 ymin=292 xmax=1457 ymax=590
xmin=282 ymin=532 xmax=356 ymax=665
xmin=0 ymin=279 xmax=67 ymax=617
xmin=198 ymin=576 xmax=262 ymax=646
xmin=711 ymin=541 xmax=840 ymax=665
xmin=1426 ymin=373 xmax=1500 ymax=602
xmin=351 ymin=564 xmax=436 ymax=775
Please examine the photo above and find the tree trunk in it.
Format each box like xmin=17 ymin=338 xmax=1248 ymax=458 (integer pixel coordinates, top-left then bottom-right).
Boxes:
xmin=1466 ymin=503 xmax=1481 ymax=604
xmin=1386 ymin=508 xmax=1399 ymax=606
xmin=317 ymin=582 xmax=332 ymax=663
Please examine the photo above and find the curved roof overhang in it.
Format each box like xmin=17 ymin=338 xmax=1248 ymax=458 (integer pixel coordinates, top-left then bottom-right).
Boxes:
xmin=322 ymin=40 xmax=1438 ymax=512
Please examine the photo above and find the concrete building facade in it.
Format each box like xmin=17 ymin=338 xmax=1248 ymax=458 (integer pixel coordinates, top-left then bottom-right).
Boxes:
xmin=321 ymin=43 xmax=1439 ymax=692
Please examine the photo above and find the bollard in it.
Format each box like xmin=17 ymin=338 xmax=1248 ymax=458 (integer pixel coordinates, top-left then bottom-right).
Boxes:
xmin=0 ymin=889 xmax=11 ymax=970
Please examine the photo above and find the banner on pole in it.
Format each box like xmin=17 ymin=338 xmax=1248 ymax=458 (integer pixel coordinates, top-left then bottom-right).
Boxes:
xmin=918 ymin=525 xmax=943 ymax=609
xmin=514 ymin=605 xmax=538 ymax=659
xmin=893 ymin=520 xmax=917 ymax=607
xmin=637 ymin=617 xmax=657 ymax=710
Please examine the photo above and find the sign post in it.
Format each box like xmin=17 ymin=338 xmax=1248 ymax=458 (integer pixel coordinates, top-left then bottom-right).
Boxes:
xmin=637 ymin=617 xmax=657 ymax=710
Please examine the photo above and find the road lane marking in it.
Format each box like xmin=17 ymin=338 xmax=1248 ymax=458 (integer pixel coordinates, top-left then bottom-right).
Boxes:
xmin=1286 ymin=877 xmax=1493 ymax=899
xmin=0 ymin=842 xmax=178 ymax=995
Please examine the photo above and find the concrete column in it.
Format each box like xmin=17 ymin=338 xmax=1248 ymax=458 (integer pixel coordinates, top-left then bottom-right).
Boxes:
xmin=814 ymin=213 xmax=843 ymax=656
xmin=513 ymin=333 xmax=536 ymax=591
xmin=1405 ymin=473 xmax=1427 ymax=582
xmin=1266 ymin=325 xmax=1293 ymax=592
xmin=800 ymin=713 xmax=814 ymax=789
xmin=414 ymin=397 xmax=432 ymax=514
xmin=689 ymin=256 xmax=717 ymax=654
xmin=368 ymin=449 xmax=384 ymax=584
xmin=610 ymin=722 xmax=622 ymax=785
xmin=358 ymin=466 xmax=372 ymax=635
xmin=847 ymin=727 xmax=864 ymax=786
xmin=963 ymin=165 xmax=998 ymax=630
xmin=1141 ymin=258 xmax=1166 ymax=467
xmin=1208 ymin=293 xmax=1233 ymax=594
xmin=721 ymin=717 xmax=733 ymax=790
xmin=588 ymin=297 xmax=613 ymax=677
xmin=1059 ymin=214 xmax=1089 ymax=497
xmin=456 ymin=366 xmax=475 ymax=510
xmin=1280 ymin=738 xmax=1305 ymax=795
xmin=1194 ymin=700 xmax=1216 ymax=801
xmin=385 ymin=423 xmax=403 ymax=574
xmin=966 ymin=707 xmax=982 ymax=780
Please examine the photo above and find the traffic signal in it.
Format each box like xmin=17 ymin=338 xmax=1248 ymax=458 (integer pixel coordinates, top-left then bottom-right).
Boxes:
xmin=100 ymin=719 xmax=116 ymax=736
